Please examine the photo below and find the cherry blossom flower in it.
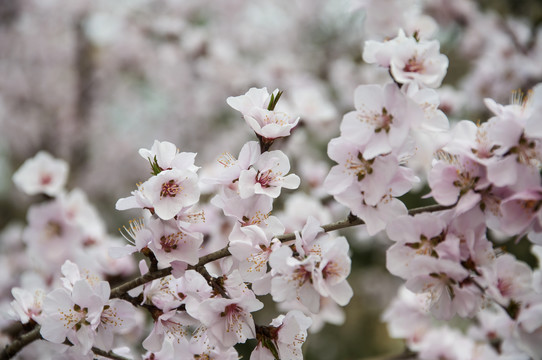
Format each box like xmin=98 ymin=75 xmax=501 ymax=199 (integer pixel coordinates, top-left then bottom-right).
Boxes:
xmin=312 ymin=236 xmax=353 ymax=306
xmin=138 ymin=140 xmax=199 ymax=173
xmin=480 ymin=253 xmax=533 ymax=306
xmin=269 ymin=245 xmax=321 ymax=313
xmin=142 ymin=310 xmax=195 ymax=352
xmin=227 ymin=87 xmax=299 ymax=140
xmin=229 ymin=225 xmax=281 ymax=282
xmin=40 ymin=279 xmax=126 ymax=354
xmin=363 ymin=29 xmax=449 ymax=88
xmin=403 ymin=257 xmax=474 ymax=320
xmin=324 ymin=136 xmax=402 ymax=206
xmin=12 ymin=151 xmax=69 ymax=197
xmin=382 ymin=286 xmax=433 ymax=348
xmin=238 ymin=150 xmax=300 ymax=199
xmin=195 ymin=281 xmax=263 ymax=347
xmin=9 ymin=272 xmax=47 ymax=324
xmin=146 ymin=216 xmax=203 ymax=267
xmin=203 ymin=141 xmax=260 ymax=185
xmin=427 ymin=152 xmax=487 ymax=210
xmin=339 ymin=82 xmax=423 ymax=159
xmin=116 ymin=168 xmax=200 ymax=220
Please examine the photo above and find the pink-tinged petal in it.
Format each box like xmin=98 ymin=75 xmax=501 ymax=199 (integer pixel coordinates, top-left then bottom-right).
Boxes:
xmin=362 ymin=40 xmax=391 ymax=66
xmin=328 ymin=280 xmax=353 ymax=306
xmin=354 ymin=84 xmax=384 ymax=112
xmin=519 ymin=303 xmax=542 ymax=333
xmin=250 ymin=345 xmax=275 ymax=360
xmin=339 ymin=111 xmax=373 ymax=146
xmin=238 ymin=168 xmax=258 ymax=199
xmin=324 ymin=165 xmax=353 ymax=195
xmin=115 ymin=196 xmax=139 ymax=211
xmin=386 ymin=215 xmax=418 ymax=243
xmin=428 ymin=162 xmax=461 ymax=206
xmin=171 ymin=152 xmax=198 ymax=172
xmin=238 ymin=141 xmax=261 ymax=168
xmin=43 ymin=288 xmax=73 ymax=314
xmin=227 ymin=87 xmax=271 ymax=114
xmin=254 ymin=183 xmax=281 ymax=198
xmin=282 ymin=174 xmax=300 ymax=190
xmin=40 ymin=316 xmax=71 ymax=343
xmin=260 ymin=121 xmax=295 ymax=139
xmin=486 ymin=156 xmax=518 ymax=187
xmin=72 ymin=280 xmax=98 ymax=308
xmin=363 ymin=132 xmax=392 ymax=160
xmin=94 ymin=326 xmax=114 ymax=352
xmin=454 ymin=190 xmax=481 ymax=215
xmin=487 ymin=117 xmax=523 ymax=151
xmin=75 ymin=325 xmax=95 ymax=354
xmin=298 ymin=282 xmax=320 ymax=313
xmin=141 ymin=324 xmax=163 ymax=352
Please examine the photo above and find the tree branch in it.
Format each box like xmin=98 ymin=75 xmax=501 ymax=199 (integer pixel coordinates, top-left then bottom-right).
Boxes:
xmin=91 ymin=347 xmax=132 ymax=360
xmin=0 ymin=326 xmax=41 ymax=360
xmin=111 ymin=203 xmax=452 ymax=297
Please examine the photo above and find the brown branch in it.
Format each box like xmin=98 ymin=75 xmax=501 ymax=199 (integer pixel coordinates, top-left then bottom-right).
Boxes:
xmin=110 ymin=266 xmax=172 ymax=299
xmin=91 ymin=347 xmax=132 ymax=360
xmin=0 ymin=326 xmax=41 ymax=360
xmin=111 ymin=203 xmax=452 ymax=297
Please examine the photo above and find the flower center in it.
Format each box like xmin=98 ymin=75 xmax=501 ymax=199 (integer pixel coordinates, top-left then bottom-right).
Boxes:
xmin=257 ymin=169 xmax=278 ymax=187
xmin=160 ymin=180 xmax=182 ymax=198
xmin=346 ymin=152 xmax=375 ymax=181
xmin=292 ymin=266 xmax=312 ymax=287
xmin=45 ymin=221 xmax=63 ymax=238
xmin=404 ymin=57 xmax=425 ymax=73
xmin=160 ymin=232 xmax=186 ymax=252
xmin=40 ymin=173 xmax=52 ymax=186
xmin=512 ymin=134 xmax=539 ymax=166
xmin=262 ymin=112 xmax=289 ymax=126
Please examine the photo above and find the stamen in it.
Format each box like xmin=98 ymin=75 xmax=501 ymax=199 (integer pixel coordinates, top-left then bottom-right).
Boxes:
xmin=160 ymin=180 xmax=182 ymax=198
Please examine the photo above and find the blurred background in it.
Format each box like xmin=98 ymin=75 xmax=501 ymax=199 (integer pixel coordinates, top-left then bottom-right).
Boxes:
xmin=1 ymin=0 xmax=542 ymax=358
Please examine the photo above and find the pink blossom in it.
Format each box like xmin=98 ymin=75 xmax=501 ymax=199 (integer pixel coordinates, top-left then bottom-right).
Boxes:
xmin=12 ymin=151 xmax=69 ymax=197
xmin=227 ymin=87 xmax=299 ymax=140
xmin=238 ymin=150 xmax=300 ymax=199
xmin=340 ymin=83 xmax=422 ymax=159
xmin=142 ymin=310 xmax=195 ymax=352
xmin=117 ymin=168 xmax=200 ymax=220
xmin=325 ymin=136 xmax=401 ymax=206
xmin=146 ymin=216 xmax=203 ymax=267
xmin=229 ymin=225 xmax=281 ymax=282
xmin=203 ymin=141 xmax=260 ymax=185
xmin=480 ymin=254 xmax=533 ymax=306
xmin=138 ymin=140 xmax=199 ymax=173
xmin=363 ymin=29 xmax=449 ymax=88
xmin=195 ymin=288 xmax=263 ymax=347
xmin=269 ymin=245 xmax=321 ymax=313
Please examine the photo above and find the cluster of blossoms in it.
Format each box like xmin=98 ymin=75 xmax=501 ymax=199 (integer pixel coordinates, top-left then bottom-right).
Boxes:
xmin=4 ymin=91 xmax=326 ymax=358
xmin=324 ymin=29 xmax=449 ymax=235
xmin=320 ymin=22 xmax=542 ymax=359
xmin=380 ymin=86 xmax=542 ymax=358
